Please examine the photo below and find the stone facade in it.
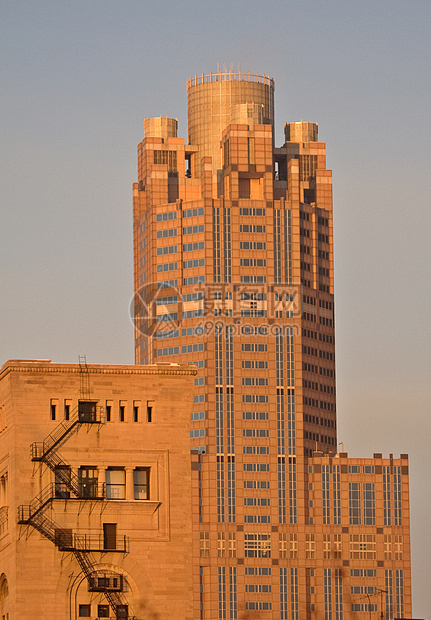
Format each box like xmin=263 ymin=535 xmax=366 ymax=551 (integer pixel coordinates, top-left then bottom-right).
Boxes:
xmin=0 ymin=359 xmax=197 ymax=620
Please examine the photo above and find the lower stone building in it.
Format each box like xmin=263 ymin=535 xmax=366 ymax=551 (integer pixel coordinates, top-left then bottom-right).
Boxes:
xmin=0 ymin=358 xmax=412 ymax=619
xmin=0 ymin=359 xmax=198 ymax=620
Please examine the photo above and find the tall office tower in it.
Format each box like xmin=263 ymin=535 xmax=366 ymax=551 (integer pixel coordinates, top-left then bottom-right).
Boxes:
xmin=133 ymin=71 xmax=411 ymax=620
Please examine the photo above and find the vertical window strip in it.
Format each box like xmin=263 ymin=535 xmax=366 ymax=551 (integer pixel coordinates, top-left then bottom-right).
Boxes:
xmin=290 ymin=568 xmax=299 ymax=620
xmin=395 ymin=570 xmax=404 ymax=619
xmin=213 ymin=207 xmax=221 ymax=283
xmin=393 ymin=466 xmax=402 ymax=525
xmin=383 ymin=466 xmax=391 ymax=526
xmin=286 ymin=327 xmax=294 ymax=387
xmin=217 ymin=456 xmax=225 ymax=523
xmin=226 ymin=387 xmax=234 ymax=454
xmin=276 ymin=329 xmax=284 ymax=386
xmin=216 ymin=387 xmax=224 ymax=454
xmin=322 ymin=464 xmax=330 ymax=524
xmin=333 ymin=465 xmax=341 ymax=524
xmin=223 ymin=208 xmax=231 ymax=284
xmin=287 ymin=389 xmax=296 ymax=456
xmin=278 ymin=457 xmax=286 ymax=524
xmin=277 ymin=390 xmax=285 ymax=456
xmin=200 ymin=566 xmax=204 ymax=620
xmin=280 ymin=567 xmax=288 ymax=620
xmin=225 ymin=327 xmax=233 ymax=385
xmin=218 ymin=567 xmax=227 ymax=620
xmin=284 ymin=210 xmax=292 ymax=284
xmin=274 ymin=209 xmax=282 ymax=284
xmin=385 ymin=570 xmax=393 ymax=620
xmin=324 ymin=568 xmax=332 ymax=620
xmin=289 ymin=459 xmax=297 ymax=524
xmin=363 ymin=482 xmax=375 ymax=525
xmin=334 ymin=568 xmax=343 ymax=620
xmin=215 ymin=325 xmax=223 ymax=386
xmin=227 ymin=456 xmax=236 ymax=523
xmin=229 ymin=567 xmax=237 ymax=620
xmin=349 ymin=482 xmax=361 ymax=525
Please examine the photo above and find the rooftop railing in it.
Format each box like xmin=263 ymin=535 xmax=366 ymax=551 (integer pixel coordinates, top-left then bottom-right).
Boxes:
xmin=187 ymin=71 xmax=274 ymax=89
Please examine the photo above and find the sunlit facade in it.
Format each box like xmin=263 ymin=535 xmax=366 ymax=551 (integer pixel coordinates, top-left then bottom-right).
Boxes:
xmin=133 ymin=71 xmax=412 ymax=620
xmin=0 ymin=359 xmax=197 ymax=619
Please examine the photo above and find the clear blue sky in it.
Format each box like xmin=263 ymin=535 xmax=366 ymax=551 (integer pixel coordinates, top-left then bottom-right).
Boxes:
xmin=1 ymin=1 xmax=430 ymax=614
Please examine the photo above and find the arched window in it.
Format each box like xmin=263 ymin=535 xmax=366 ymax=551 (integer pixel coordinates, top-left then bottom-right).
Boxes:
xmin=0 ymin=573 xmax=9 ymax=618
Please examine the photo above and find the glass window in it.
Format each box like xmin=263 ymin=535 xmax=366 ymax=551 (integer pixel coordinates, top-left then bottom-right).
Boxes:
xmin=78 ymin=466 xmax=98 ymax=499
xmin=106 ymin=468 xmax=125 ymax=499
xmin=133 ymin=468 xmax=150 ymax=500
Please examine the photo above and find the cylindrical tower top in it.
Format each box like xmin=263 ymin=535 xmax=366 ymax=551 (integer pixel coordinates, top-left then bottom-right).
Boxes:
xmin=231 ymin=102 xmax=264 ymax=126
xmin=144 ymin=116 xmax=178 ymax=140
xmin=284 ymin=121 xmax=318 ymax=143
xmin=187 ymin=71 xmax=274 ymax=176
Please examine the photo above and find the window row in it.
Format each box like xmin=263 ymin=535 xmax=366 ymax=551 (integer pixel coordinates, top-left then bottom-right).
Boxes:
xmin=54 ymin=466 xmax=150 ymax=500
xmin=49 ymin=399 xmax=153 ymax=423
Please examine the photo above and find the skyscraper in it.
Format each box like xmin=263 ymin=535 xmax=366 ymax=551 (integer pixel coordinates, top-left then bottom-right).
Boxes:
xmin=133 ymin=71 xmax=411 ymax=620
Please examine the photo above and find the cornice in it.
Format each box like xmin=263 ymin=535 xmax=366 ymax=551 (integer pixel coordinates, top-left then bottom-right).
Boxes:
xmin=0 ymin=361 xmax=198 ymax=381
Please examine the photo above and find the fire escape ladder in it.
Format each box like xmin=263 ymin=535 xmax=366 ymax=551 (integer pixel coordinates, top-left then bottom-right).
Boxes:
xmin=17 ymin=497 xmax=73 ymax=549
xmin=23 ymin=512 xmax=58 ymax=545
xmin=78 ymin=355 xmax=91 ymax=400
xmin=73 ymin=541 xmax=131 ymax=618
xmin=73 ymin=547 xmax=99 ymax=580
xmin=19 ymin=394 xmax=137 ymax=618
xmin=17 ymin=482 xmax=58 ymax=523
xmin=34 ymin=451 xmax=105 ymax=500
xmin=31 ymin=402 xmax=104 ymax=465
xmin=102 ymin=588 xmax=129 ymax=617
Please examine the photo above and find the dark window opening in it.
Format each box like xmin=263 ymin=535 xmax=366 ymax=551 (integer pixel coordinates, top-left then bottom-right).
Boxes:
xmin=274 ymin=154 xmax=287 ymax=181
xmin=106 ymin=404 xmax=111 ymax=422
xmin=78 ymin=604 xmax=91 ymax=617
xmin=78 ymin=401 xmax=97 ymax=422
xmin=134 ymin=467 xmax=150 ymax=500
xmin=98 ymin=605 xmax=110 ymax=617
xmin=133 ymin=405 xmax=139 ymax=422
xmin=103 ymin=523 xmax=117 ymax=550
xmin=78 ymin=466 xmax=98 ymax=499
xmin=238 ymin=176 xmax=250 ymax=199
xmin=50 ymin=403 xmax=56 ymax=421
xmin=147 ymin=400 xmax=154 ymax=423
xmin=116 ymin=605 xmax=128 ymax=619
xmin=119 ymin=405 xmax=125 ymax=422
xmin=64 ymin=404 xmax=70 ymax=420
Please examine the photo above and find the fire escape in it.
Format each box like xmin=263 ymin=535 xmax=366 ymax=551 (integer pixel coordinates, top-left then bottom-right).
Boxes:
xmin=17 ymin=400 xmax=137 ymax=619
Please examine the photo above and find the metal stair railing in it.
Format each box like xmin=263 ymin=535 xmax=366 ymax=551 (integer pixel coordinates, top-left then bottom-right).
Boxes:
xmin=17 ymin=503 xmax=74 ymax=550
xmin=73 ymin=536 xmax=131 ymax=619
xmin=17 ymin=483 xmax=57 ymax=523
xmin=41 ymin=453 xmax=105 ymax=500
xmin=31 ymin=403 xmax=104 ymax=462
xmin=73 ymin=533 xmax=129 ymax=553
xmin=19 ymin=502 xmax=131 ymax=616
xmin=88 ymin=571 xmax=124 ymax=592
xmin=19 ymin=397 xmax=136 ymax=617
xmin=17 ymin=482 xmax=106 ymax=530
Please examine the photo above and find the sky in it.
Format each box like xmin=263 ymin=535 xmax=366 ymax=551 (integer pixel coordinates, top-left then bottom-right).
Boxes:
xmin=1 ymin=0 xmax=430 ymax=614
